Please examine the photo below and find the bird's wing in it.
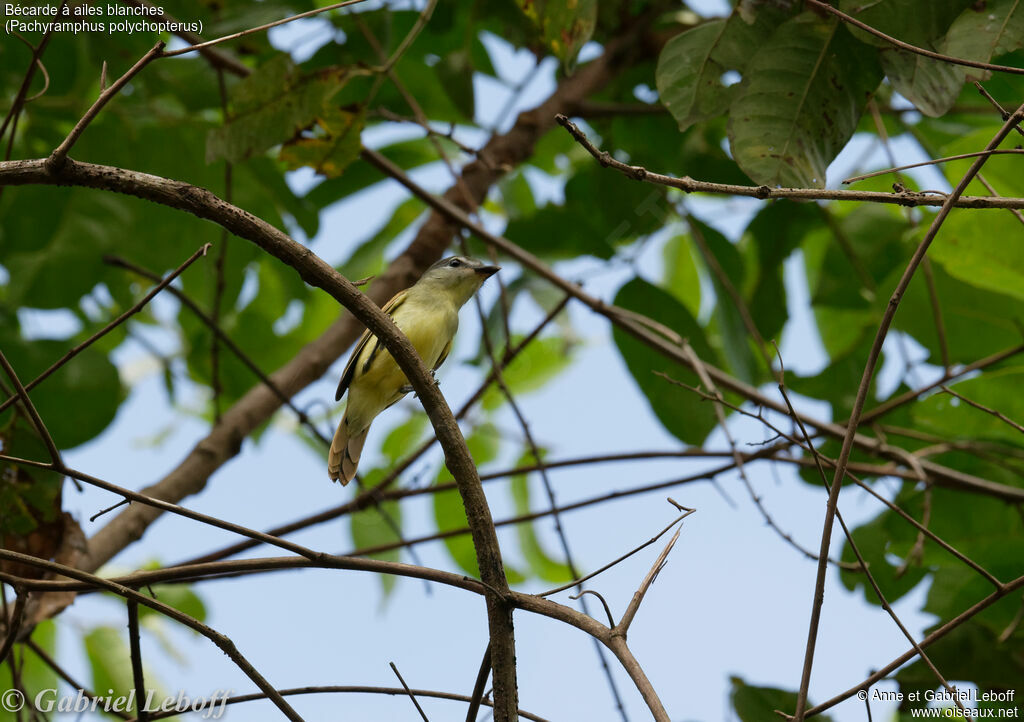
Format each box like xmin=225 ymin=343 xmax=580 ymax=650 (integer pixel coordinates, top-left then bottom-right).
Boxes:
xmin=432 ymin=338 xmax=452 ymax=373
xmin=334 ymin=289 xmax=409 ymax=401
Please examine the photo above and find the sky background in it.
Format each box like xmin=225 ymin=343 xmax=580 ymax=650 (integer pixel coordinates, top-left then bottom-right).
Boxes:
xmin=12 ymin=1 xmax=971 ymax=720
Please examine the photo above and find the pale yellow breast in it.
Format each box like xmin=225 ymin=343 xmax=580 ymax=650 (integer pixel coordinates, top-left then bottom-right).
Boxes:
xmin=344 ymin=294 xmax=458 ymax=432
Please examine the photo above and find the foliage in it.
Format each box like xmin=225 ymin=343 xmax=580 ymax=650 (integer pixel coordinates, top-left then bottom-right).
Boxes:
xmin=2 ymin=0 xmax=1024 ymax=719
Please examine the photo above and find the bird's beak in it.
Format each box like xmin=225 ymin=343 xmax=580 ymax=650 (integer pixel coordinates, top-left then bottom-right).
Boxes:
xmin=475 ymin=265 xmax=500 ymax=278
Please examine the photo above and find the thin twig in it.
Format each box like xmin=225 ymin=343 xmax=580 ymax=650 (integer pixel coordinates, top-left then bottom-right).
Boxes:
xmin=0 ymin=348 xmax=66 ymax=474
xmin=570 ymin=590 xmax=615 ymax=628
xmin=974 ymin=81 xmax=1024 ymax=138
xmin=774 ymin=347 xmax=968 ymax=717
xmin=940 ymin=385 xmax=1024 ymax=435
xmin=465 ymin=644 xmax=491 ymax=722
xmin=127 ymin=601 xmax=149 ymax=721
xmin=616 ymin=527 xmax=681 ymax=634
xmin=843 ymin=149 xmax=1024 ymax=184
xmin=377 ymin=0 xmax=437 ymax=73
xmin=390 ymin=662 xmax=431 ymax=722
xmin=47 ymin=42 xmax=165 ymax=172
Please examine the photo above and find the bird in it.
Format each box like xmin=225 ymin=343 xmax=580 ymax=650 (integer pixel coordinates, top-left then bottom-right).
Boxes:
xmin=328 ymin=255 xmax=500 ymax=484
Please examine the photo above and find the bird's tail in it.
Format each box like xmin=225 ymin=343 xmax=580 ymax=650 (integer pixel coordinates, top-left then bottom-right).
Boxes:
xmin=328 ymin=415 xmax=368 ymax=485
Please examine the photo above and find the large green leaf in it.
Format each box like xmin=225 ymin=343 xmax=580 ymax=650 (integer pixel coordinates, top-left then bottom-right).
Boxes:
xmin=945 ymin=0 xmax=1024 ymax=75
xmin=660 ymin=233 xmax=701 ymax=318
xmin=843 ymin=0 xmax=974 ymax=116
xmin=656 ymin=20 xmax=734 ymax=132
xmin=691 ymin=219 xmax=759 ymax=383
xmin=656 ymin=6 xmax=791 ymax=131
xmin=728 ymin=13 xmax=883 ymax=188
xmin=912 ymin=368 xmax=1024 ymax=446
xmin=892 ymin=259 xmax=1024 ymax=365
xmin=206 ymin=54 xmax=350 ymax=163
xmin=505 ymin=165 xmax=668 ymax=260
xmin=612 ymin=278 xmax=720 ymax=445
xmin=744 ymin=200 xmax=819 ymax=341
xmin=930 ymin=209 xmax=1024 ymax=303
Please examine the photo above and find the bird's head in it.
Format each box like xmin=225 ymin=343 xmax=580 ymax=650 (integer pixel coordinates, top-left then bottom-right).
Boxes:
xmin=419 ymin=256 xmax=500 ymax=307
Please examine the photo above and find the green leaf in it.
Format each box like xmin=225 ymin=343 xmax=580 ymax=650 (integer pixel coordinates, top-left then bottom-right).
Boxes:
xmin=351 ymin=493 xmax=404 ymax=599
xmin=510 ymin=449 xmax=573 ymax=583
xmin=279 ymin=106 xmax=365 ymax=178
xmin=432 ymin=424 xmax=525 ymax=583
xmin=945 ymin=0 xmax=1024 ymax=74
xmin=844 ymin=0 xmax=973 ymax=116
xmin=0 ymin=332 xmax=122 ymax=450
xmin=84 ymin=626 xmax=137 ymax=712
xmin=380 ymin=412 xmax=429 ymax=464
xmin=660 ymin=233 xmax=701 ymax=318
xmin=911 ymin=368 xmax=1024 ymax=446
xmin=481 ymin=336 xmax=575 ymax=411
xmin=744 ymin=200 xmax=819 ymax=341
xmin=836 ymin=489 xmax=928 ymax=605
xmin=134 ymin=582 xmax=207 ymax=626
xmin=656 ymin=7 xmax=791 ymax=131
xmin=892 ymin=258 xmax=1024 ymax=365
xmin=656 ymin=20 xmax=734 ymax=132
xmin=808 ymin=204 xmax=911 ymax=310
xmin=789 ymin=338 xmax=882 ymax=419
xmin=612 ymin=278 xmax=720 ymax=445
xmin=0 ymin=621 xmax=57 ymax=711
xmin=504 ymin=165 xmax=668 ymax=260
xmin=728 ymin=13 xmax=883 ymax=188
xmin=930 ymin=208 xmax=1024 ymax=303
xmin=730 ymin=677 xmax=835 ymax=722
xmin=691 ymin=219 xmax=758 ymax=383
xmin=206 ymin=54 xmax=350 ymax=163
xmin=516 ymin=0 xmax=597 ymax=68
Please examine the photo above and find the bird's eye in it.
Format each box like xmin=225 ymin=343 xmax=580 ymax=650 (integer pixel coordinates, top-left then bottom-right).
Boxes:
xmin=449 ymin=258 xmax=462 ymax=268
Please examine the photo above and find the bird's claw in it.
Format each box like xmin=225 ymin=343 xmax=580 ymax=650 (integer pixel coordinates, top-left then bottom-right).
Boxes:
xmin=399 ymin=384 xmax=414 ymax=395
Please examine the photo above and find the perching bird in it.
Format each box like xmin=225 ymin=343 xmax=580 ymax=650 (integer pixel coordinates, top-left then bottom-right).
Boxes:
xmin=328 ymin=256 xmax=500 ymax=484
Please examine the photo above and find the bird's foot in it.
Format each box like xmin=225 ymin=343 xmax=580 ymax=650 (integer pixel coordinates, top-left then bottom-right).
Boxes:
xmin=399 ymin=384 xmax=414 ymax=395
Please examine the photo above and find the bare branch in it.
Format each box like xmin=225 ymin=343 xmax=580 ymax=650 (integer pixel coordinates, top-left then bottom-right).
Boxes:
xmin=616 ymin=527 xmax=681 ymax=635
xmin=390 ymin=662 xmax=431 ymax=722
xmin=552 ymin=115 xmax=1024 ymax=210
